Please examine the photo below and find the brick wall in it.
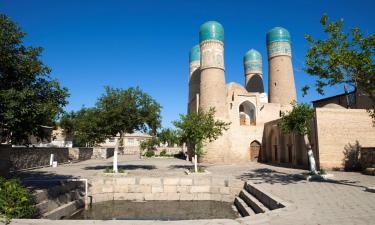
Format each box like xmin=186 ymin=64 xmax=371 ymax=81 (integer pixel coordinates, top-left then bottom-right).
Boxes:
xmin=315 ymin=108 xmax=375 ymax=169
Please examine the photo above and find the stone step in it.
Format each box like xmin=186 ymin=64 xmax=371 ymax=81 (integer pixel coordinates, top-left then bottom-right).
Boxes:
xmin=43 ymin=198 xmax=84 ymax=219
xmin=239 ymin=190 xmax=269 ymax=214
xmin=245 ymin=182 xmax=286 ymax=210
xmin=234 ymin=196 xmax=255 ymax=217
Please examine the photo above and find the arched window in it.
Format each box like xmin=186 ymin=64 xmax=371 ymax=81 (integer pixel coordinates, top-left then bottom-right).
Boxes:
xmin=238 ymin=101 xmax=256 ymax=126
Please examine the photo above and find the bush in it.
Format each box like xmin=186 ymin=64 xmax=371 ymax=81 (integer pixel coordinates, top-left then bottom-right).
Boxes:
xmin=159 ymin=150 xmax=167 ymax=156
xmin=144 ymin=150 xmax=155 ymax=157
xmin=0 ymin=177 xmax=35 ymax=223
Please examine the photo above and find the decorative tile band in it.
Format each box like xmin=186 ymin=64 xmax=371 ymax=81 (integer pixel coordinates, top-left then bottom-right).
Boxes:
xmin=267 ymin=41 xmax=292 ymax=58
xmin=200 ymin=40 xmax=224 ymax=70
xmin=244 ymin=60 xmax=262 ymax=74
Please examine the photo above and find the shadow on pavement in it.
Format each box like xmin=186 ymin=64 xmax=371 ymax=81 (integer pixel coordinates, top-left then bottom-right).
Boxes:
xmin=84 ymin=164 xmax=157 ymax=171
xmin=236 ymin=168 xmax=304 ymax=185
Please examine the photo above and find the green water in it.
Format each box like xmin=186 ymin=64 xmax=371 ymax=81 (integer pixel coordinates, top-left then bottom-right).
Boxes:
xmin=69 ymin=200 xmax=239 ymax=220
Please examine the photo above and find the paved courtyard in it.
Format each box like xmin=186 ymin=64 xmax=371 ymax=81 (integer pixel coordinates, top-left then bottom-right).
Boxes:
xmin=12 ymin=155 xmax=375 ymax=225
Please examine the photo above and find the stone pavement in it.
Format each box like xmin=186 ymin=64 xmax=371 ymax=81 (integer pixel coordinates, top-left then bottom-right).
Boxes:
xmin=10 ymin=155 xmax=375 ymax=225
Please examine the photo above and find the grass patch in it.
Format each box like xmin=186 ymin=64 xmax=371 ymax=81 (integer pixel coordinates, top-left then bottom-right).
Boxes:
xmin=104 ymin=167 xmax=125 ymax=173
xmin=189 ymin=166 xmax=206 ymax=173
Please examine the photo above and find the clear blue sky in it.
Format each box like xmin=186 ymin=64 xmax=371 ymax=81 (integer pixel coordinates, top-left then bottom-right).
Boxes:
xmin=2 ymin=0 xmax=375 ymax=128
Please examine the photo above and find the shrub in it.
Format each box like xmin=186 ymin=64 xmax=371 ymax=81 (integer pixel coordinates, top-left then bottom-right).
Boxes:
xmin=0 ymin=177 xmax=35 ymax=223
xmin=159 ymin=150 xmax=167 ymax=156
xmin=144 ymin=150 xmax=155 ymax=157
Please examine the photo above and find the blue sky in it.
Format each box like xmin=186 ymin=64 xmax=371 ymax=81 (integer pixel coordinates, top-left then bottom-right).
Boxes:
xmin=2 ymin=0 xmax=375 ymax=128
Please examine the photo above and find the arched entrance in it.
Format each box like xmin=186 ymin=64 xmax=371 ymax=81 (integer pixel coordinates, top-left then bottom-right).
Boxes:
xmin=239 ymin=101 xmax=256 ymax=126
xmin=250 ymin=140 xmax=261 ymax=161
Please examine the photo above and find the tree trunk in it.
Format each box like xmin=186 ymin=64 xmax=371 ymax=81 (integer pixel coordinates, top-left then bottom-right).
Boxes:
xmin=113 ymin=133 xmax=122 ymax=173
xmin=304 ymin=134 xmax=317 ymax=174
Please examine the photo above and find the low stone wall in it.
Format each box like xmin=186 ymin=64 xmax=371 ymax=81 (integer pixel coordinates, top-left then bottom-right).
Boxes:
xmin=155 ymin=147 xmax=184 ymax=155
xmin=89 ymin=176 xmax=244 ymax=203
xmin=0 ymin=145 xmax=69 ymax=171
xmin=69 ymin=148 xmax=93 ymax=161
xmin=92 ymin=147 xmax=114 ymax=159
xmin=122 ymin=146 xmax=140 ymax=155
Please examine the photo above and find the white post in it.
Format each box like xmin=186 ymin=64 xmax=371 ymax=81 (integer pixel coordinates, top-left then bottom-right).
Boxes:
xmin=49 ymin=154 xmax=54 ymax=166
xmin=113 ymin=149 xmax=118 ymax=173
xmin=194 ymin=154 xmax=198 ymax=173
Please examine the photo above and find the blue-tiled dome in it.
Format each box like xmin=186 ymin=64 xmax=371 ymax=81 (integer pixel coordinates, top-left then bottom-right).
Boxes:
xmin=266 ymin=27 xmax=291 ymax=44
xmin=243 ymin=49 xmax=262 ymax=63
xmin=189 ymin=45 xmax=200 ymax=62
xmin=199 ymin=21 xmax=224 ymax=43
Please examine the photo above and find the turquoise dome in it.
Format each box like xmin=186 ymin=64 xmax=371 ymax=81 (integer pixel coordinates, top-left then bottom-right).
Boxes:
xmin=199 ymin=21 xmax=224 ymax=43
xmin=189 ymin=45 xmax=200 ymax=62
xmin=243 ymin=49 xmax=262 ymax=63
xmin=266 ymin=27 xmax=291 ymax=44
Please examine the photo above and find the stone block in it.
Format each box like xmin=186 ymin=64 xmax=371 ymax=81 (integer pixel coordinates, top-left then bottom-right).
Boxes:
xmin=144 ymin=193 xmax=155 ymax=200
xmin=164 ymin=185 xmax=177 ymax=193
xmin=113 ymin=185 xmax=128 ymax=193
xmin=153 ymin=193 xmax=168 ymax=200
xmin=190 ymin=185 xmax=210 ymax=193
xmin=210 ymin=186 xmax=220 ymax=194
xmin=151 ymin=186 xmax=164 ymax=193
xmin=179 ymin=193 xmax=194 ymax=201
xmin=104 ymin=178 xmax=114 ymax=185
xmin=221 ymin=194 xmax=233 ymax=202
xmin=167 ymin=193 xmax=179 ymax=200
xmin=220 ymin=187 xmax=230 ymax=194
xmin=176 ymin=186 xmax=189 ymax=193
xmin=211 ymin=194 xmax=222 ymax=201
xmin=193 ymin=177 xmax=211 ymax=185
xmin=228 ymin=179 xmax=244 ymax=188
xmin=163 ymin=178 xmax=180 ymax=185
xmin=102 ymin=186 xmax=114 ymax=193
xmin=211 ymin=178 xmax=226 ymax=186
xmin=142 ymin=185 xmax=152 ymax=193
xmin=92 ymin=193 xmax=113 ymax=203
xmin=196 ymin=193 xmax=211 ymax=200
xmin=139 ymin=178 xmax=161 ymax=185
xmin=180 ymin=178 xmax=193 ymax=186
xmin=116 ymin=177 xmax=136 ymax=185
xmin=128 ymin=185 xmax=143 ymax=193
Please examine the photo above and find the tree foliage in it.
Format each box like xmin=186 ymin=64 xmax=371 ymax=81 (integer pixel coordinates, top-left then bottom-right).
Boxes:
xmin=173 ymin=108 xmax=230 ymax=159
xmin=158 ymin=128 xmax=180 ymax=147
xmin=0 ymin=14 xmax=69 ymax=144
xmin=60 ymin=86 xmax=161 ymax=147
xmin=60 ymin=108 xmax=106 ymax=147
xmin=303 ymin=14 xmax=374 ymax=122
xmin=280 ymin=102 xmax=314 ymax=136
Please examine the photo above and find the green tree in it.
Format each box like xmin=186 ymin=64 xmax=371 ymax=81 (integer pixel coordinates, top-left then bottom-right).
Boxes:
xmin=0 ymin=14 xmax=69 ymax=144
xmin=60 ymin=108 xmax=107 ymax=147
xmin=173 ymin=108 xmax=230 ymax=172
xmin=96 ymin=86 xmax=161 ymax=172
xmin=279 ymin=102 xmax=317 ymax=174
xmin=303 ymin=14 xmax=375 ymax=122
xmin=158 ymin=128 xmax=179 ymax=147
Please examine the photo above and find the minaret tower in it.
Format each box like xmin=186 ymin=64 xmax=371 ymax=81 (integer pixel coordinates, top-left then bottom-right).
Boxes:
xmin=198 ymin=21 xmax=229 ymax=163
xmin=188 ymin=45 xmax=201 ymax=114
xmin=266 ymin=27 xmax=297 ymax=105
xmin=244 ymin=49 xmax=264 ymax=93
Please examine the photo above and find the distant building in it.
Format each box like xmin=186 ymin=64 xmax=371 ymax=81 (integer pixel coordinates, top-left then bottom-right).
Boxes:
xmin=312 ymin=88 xmax=373 ymax=109
xmin=187 ymin=21 xmax=375 ymax=169
xmin=100 ymin=132 xmax=152 ymax=155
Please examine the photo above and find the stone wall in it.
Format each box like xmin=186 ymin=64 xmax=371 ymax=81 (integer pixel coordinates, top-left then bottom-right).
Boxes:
xmin=92 ymin=147 xmax=114 ymax=159
xmin=69 ymin=148 xmax=93 ymax=161
xmin=89 ymin=176 xmax=244 ymax=203
xmin=0 ymin=145 xmax=69 ymax=171
xmin=315 ymin=108 xmax=375 ymax=169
